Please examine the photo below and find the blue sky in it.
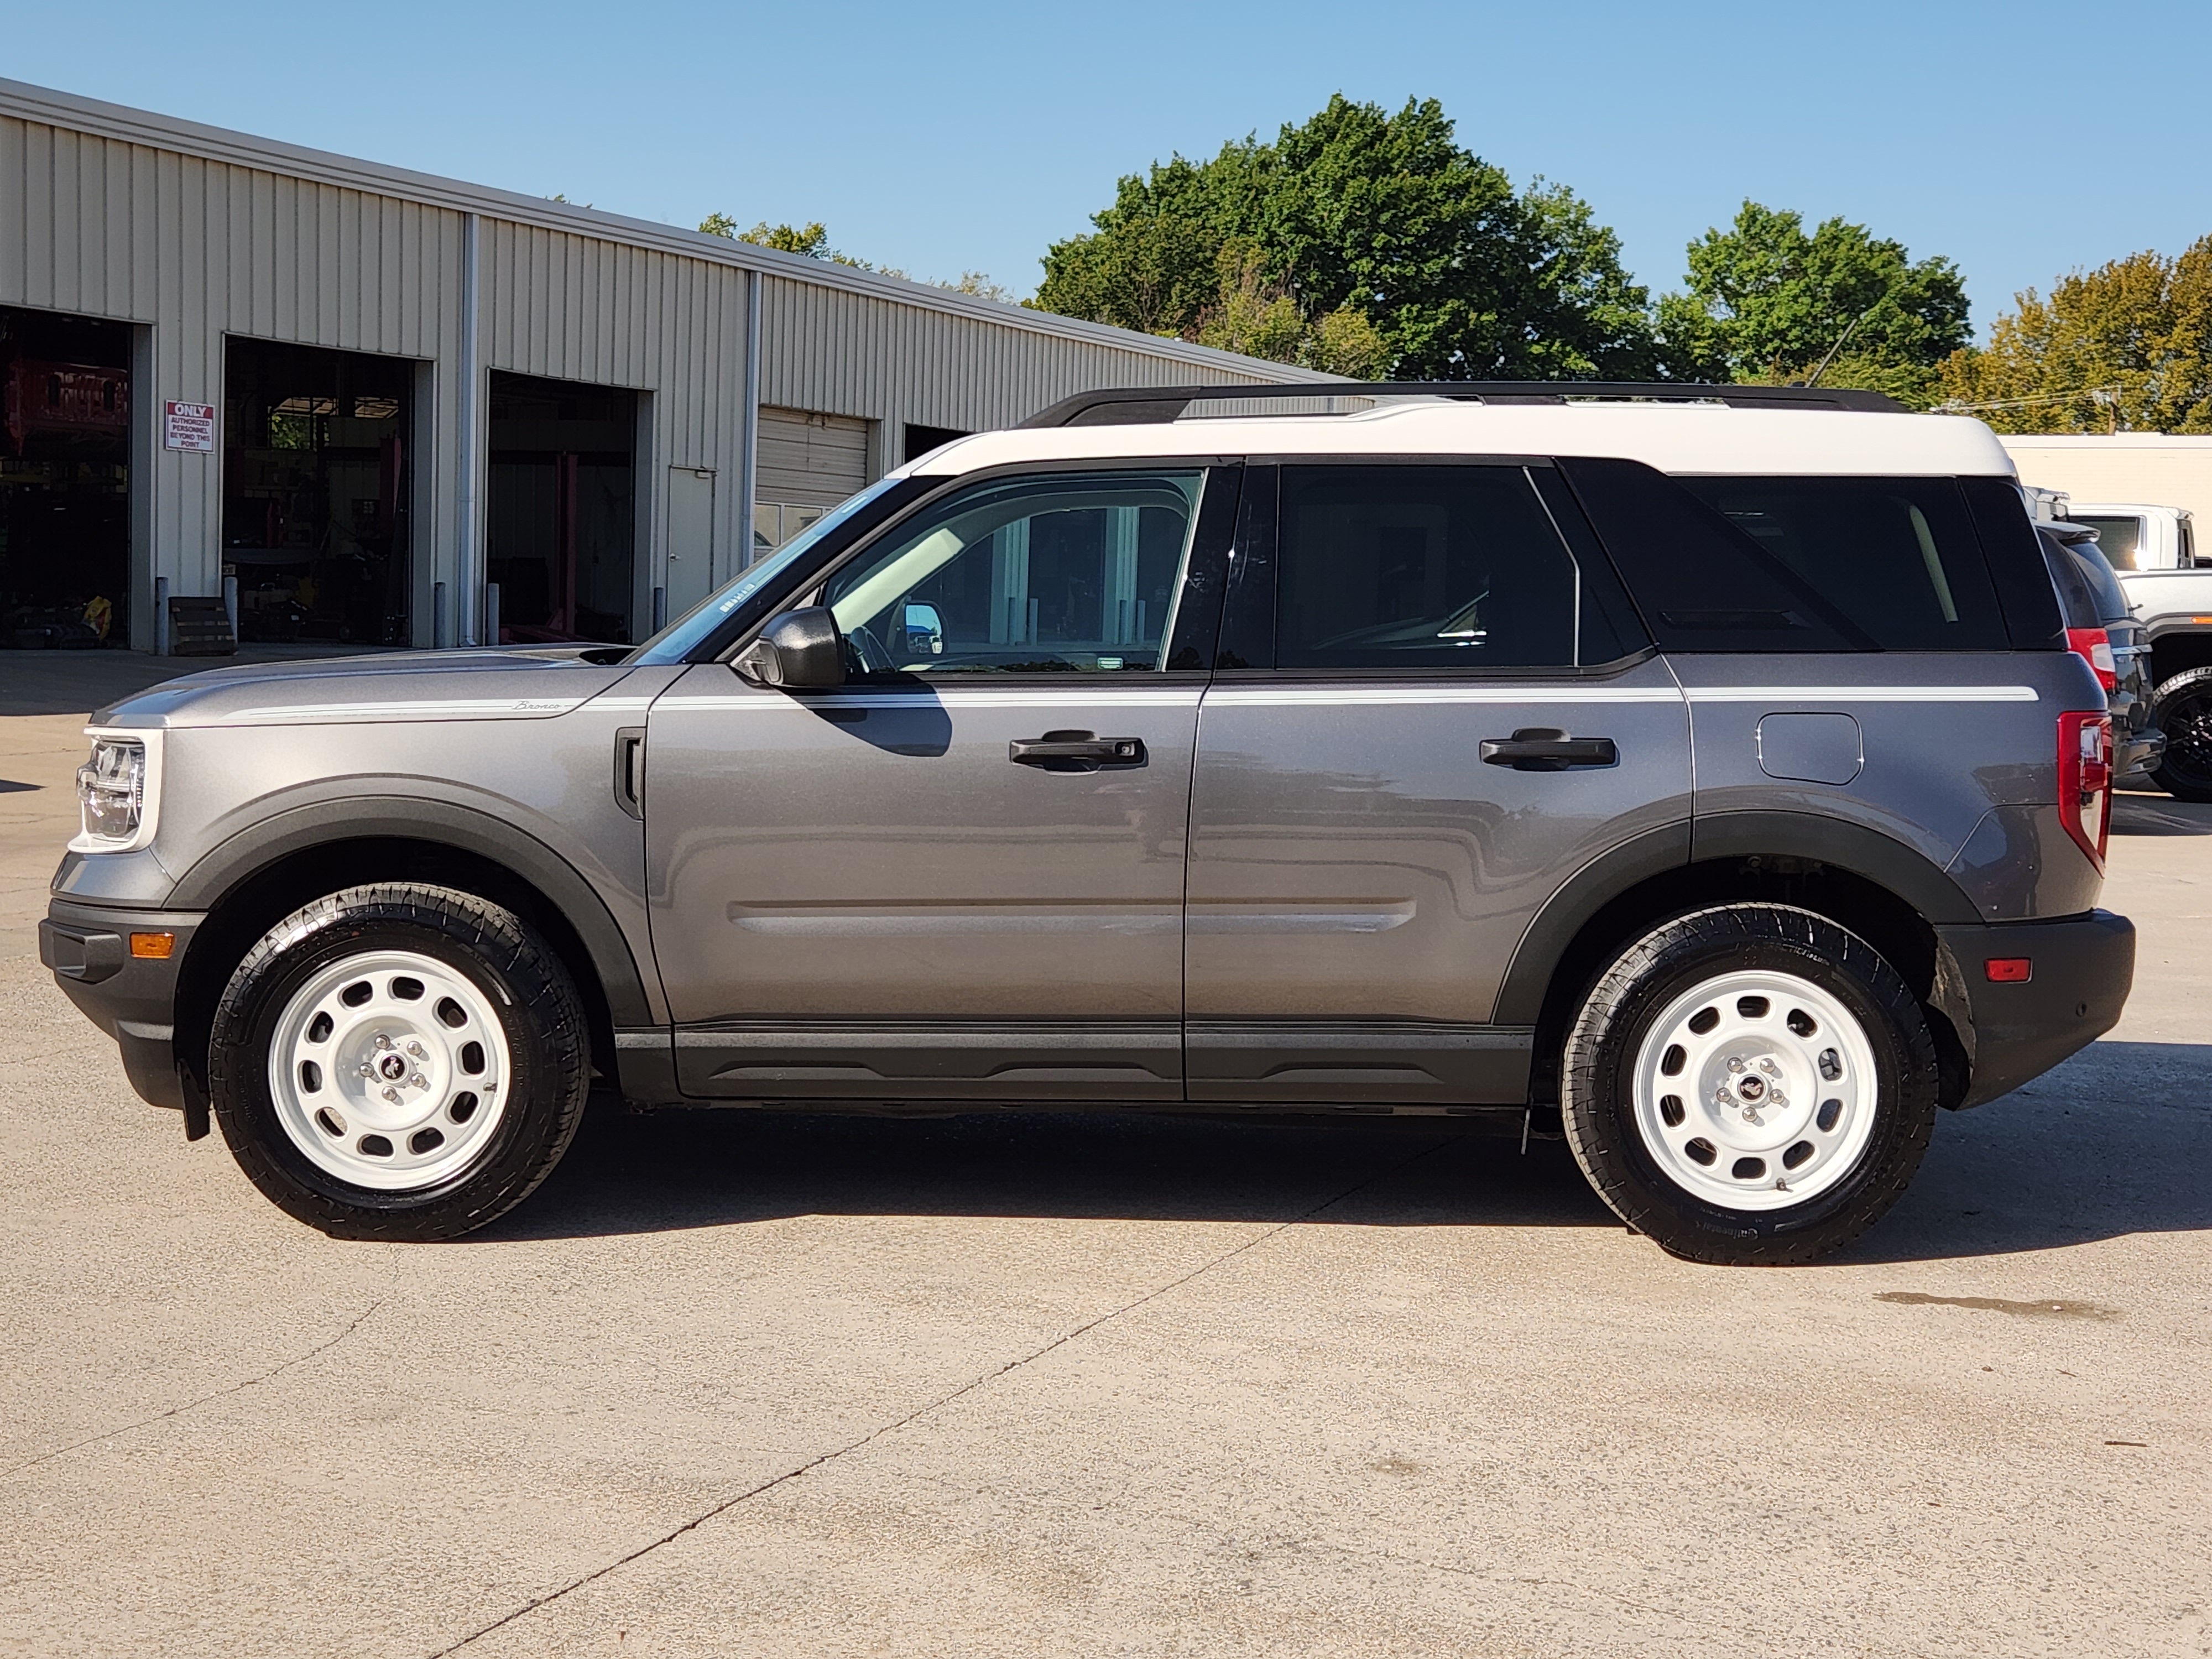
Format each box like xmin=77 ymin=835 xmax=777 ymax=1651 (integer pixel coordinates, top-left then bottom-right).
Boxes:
xmin=7 ymin=0 xmax=2208 ymax=335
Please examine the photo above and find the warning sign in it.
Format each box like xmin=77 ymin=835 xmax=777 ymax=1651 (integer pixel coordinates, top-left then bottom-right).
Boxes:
xmin=163 ymin=400 xmax=216 ymax=452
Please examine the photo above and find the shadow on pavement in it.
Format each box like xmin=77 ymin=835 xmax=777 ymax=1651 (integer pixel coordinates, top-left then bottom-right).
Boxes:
xmin=1831 ymin=1040 xmax=2212 ymax=1265
xmin=2112 ymin=792 xmax=2212 ymax=837
xmin=493 ymin=1109 xmax=1618 ymax=1243
xmin=484 ymin=1041 xmax=2212 ymax=1261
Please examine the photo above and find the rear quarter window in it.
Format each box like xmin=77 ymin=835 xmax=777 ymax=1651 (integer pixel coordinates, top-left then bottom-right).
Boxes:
xmin=1674 ymin=475 xmax=2009 ymax=651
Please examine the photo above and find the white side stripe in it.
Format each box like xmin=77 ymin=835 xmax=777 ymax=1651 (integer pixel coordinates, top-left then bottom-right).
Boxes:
xmin=1204 ymin=686 xmax=1681 ymax=707
xmin=672 ymin=690 xmax=1206 ymax=711
xmin=1682 ymin=685 xmax=2038 ymax=703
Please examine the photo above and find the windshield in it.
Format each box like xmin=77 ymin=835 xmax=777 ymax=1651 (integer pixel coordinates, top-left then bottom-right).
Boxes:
xmin=627 ymin=478 xmax=902 ymax=665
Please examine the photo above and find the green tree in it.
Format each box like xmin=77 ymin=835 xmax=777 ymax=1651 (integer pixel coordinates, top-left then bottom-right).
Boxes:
xmin=1033 ymin=95 xmax=1655 ymax=379
xmin=1936 ymin=240 xmax=2212 ymax=432
xmin=698 ymin=215 xmax=875 ymax=268
xmin=1186 ymin=239 xmax=1389 ymax=374
xmin=1656 ymin=202 xmax=1969 ymax=405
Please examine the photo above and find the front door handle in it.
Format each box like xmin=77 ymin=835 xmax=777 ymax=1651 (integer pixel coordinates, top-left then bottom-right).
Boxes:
xmin=1010 ymin=729 xmax=1147 ymax=771
xmin=1480 ymin=727 xmax=1618 ymax=771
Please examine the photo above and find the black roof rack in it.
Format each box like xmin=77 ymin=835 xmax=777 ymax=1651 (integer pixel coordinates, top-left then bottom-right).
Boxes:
xmin=1020 ymin=380 xmax=1906 ymax=428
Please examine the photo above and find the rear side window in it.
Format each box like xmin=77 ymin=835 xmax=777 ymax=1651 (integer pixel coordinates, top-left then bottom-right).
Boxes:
xmin=2038 ymin=530 xmax=2104 ymax=630
xmin=1674 ymin=476 xmax=2009 ymax=651
xmin=1554 ymin=457 xmax=1865 ymax=653
xmin=1273 ymin=465 xmax=1587 ymax=670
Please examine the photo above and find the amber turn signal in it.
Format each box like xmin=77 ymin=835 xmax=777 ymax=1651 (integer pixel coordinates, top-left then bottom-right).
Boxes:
xmin=129 ymin=931 xmax=176 ymax=959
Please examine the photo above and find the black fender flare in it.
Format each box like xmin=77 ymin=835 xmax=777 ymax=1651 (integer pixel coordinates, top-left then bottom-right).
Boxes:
xmin=1493 ymin=811 xmax=1979 ymax=1026
xmin=166 ymin=795 xmax=656 ymax=1027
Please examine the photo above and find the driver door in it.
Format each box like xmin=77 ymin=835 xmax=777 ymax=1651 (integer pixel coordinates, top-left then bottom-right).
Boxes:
xmin=644 ymin=465 xmax=1235 ymax=1102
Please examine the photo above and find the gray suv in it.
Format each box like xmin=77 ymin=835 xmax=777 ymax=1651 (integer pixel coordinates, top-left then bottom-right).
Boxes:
xmin=43 ymin=382 xmax=2136 ymax=1265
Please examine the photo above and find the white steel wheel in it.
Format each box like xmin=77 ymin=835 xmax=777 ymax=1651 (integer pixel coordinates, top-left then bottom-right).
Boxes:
xmin=1630 ymin=968 xmax=1879 ymax=1212
xmin=265 ymin=948 xmax=512 ymax=1192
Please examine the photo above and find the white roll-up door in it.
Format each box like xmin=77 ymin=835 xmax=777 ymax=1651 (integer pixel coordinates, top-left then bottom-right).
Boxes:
xmin=757 ymin=406 xmax=870 ymax=551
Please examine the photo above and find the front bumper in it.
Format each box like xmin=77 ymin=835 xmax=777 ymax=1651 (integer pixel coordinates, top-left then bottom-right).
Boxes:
xmin=40 ymin=899 xmax=206 ymax=1111
xmin=1937 ymin=909 xmax=2135 ymax=1108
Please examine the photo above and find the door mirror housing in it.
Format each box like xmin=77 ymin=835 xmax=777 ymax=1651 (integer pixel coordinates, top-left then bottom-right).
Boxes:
xmin=732 ymin=606 xmax=846 ymax=689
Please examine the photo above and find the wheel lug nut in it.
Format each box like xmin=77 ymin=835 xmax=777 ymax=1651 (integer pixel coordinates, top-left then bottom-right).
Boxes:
xmin=409 ymin=1073 xmax=426 ymax=1089
xmin=406 ymin=1041 xmax=426 ymax=1060
xmin=357 ymin=1062 xmax=374 ymax=1078
xmin=381 ymin=1087 xmax=401 ymax=1104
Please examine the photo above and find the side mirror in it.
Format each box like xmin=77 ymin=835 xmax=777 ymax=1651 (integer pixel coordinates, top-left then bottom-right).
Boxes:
xmin=901 ymin=601 xmax=944 ymax=658
xmin=732 ymin=606 xmax=846 ymax=690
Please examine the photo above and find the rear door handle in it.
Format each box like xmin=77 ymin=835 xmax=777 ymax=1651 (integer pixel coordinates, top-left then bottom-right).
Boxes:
xmin=1010 ymin=729 xmax=1146 ymax=770
xmin=1479 ymin=727 xmax=1618 ymax=771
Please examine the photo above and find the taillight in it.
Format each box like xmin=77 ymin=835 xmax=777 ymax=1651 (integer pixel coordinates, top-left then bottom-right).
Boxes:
xmin=2065 ymin=627 xmax=2118 ymax=692
xmin=2057 ymin=711 xmax=2113 ymax=872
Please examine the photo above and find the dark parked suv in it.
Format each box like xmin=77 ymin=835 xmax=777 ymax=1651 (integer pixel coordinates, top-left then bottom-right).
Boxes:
xmin=44 ymin=383 xmax=2135 ymax=1264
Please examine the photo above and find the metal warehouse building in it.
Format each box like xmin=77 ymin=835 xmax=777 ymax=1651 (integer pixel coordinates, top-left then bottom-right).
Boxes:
xmin=0 ymin=79 xmax=1320 ymax=655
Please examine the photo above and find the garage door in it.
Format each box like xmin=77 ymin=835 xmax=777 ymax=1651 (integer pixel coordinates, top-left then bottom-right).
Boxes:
xmin=757 ymin=406 xmax=869 ymax=552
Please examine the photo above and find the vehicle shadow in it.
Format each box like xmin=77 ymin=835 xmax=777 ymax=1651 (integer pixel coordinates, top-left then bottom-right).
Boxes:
xmin=487 ymin=1041 xmax=2212 ymax=1263
xmin=494 ymin=1108 xmax=1616 ymax=1241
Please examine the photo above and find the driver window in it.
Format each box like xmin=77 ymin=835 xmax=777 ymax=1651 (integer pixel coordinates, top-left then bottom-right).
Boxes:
xmin=822 ymin=471 xmax=1204 ymax=676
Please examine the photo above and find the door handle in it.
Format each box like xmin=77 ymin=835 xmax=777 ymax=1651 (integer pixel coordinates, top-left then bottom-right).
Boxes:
xmin=613 ymin=727 xmax=645 ymax=817
xmin=1479 ymin=727 xmax=1618 ymax=771
xmin=1009 ymin=730 xmax=1147 ymax=771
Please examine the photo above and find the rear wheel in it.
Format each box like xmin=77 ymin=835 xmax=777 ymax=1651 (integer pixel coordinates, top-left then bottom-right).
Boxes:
xmin=208 ymin=883 xmax=589 ymax=1240
xmin=1561 ymin=904 xmax=1938 ymax=1265
xmin=2149 ymin=665 xmax=2212 ymax=802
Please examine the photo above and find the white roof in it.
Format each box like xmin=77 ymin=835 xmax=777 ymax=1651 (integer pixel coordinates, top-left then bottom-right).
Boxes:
xmin=907 ymin=401 xmax=2018 ymax=479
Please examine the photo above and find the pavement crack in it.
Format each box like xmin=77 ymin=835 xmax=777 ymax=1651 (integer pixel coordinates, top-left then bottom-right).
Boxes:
xmin=2 ymin=1298 xmax=383 ymax=1478
xmin=427 ymin=1135 xmax=1454 ymax=1657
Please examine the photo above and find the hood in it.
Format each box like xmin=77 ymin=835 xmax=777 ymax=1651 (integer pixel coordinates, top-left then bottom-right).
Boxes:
xmin=93 ymin=646 xmax=642 ymax=729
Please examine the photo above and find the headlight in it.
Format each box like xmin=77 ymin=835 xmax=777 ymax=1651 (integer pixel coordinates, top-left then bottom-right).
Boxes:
xmin=72 ymin=732 xmax=160 ymax=851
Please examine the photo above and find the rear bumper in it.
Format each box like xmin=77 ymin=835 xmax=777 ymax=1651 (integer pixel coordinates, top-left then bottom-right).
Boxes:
xmin=40 ymin=899 xmax=206 ymax=1111
xmin=1937 ymin=910 xmax=2135 ymax=1108
xmin=2117 ymin=728 xmax=2166 ymax=784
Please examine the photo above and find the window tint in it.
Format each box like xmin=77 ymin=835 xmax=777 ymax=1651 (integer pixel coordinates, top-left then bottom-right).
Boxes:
xmin=1274 ymin=466 xmax=1580 ymax=670
xmin=2074 ymin=515 xmax=2144 ymax=570
xmin=2037 ymin=529 xmax=2104 ymax=630
xmin=1555 ymin=457 xmax=1863 ymax=653
xmin=1674 ymin=476 xmax=2009 ymax=651
xmin=822 ymin=471 xmax=1202 ymax=676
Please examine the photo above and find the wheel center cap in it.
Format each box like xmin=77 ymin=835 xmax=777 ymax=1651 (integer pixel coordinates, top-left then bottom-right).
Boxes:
xmin=1737 ymin=1074 xmax=1766 ymax=1103
xmin=378 ymin=1053 xmax=408 ymax=1082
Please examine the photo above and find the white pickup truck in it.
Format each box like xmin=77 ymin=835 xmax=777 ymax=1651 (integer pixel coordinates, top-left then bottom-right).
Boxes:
xmin=2053 ymin=501 xmax=2212 ymax=799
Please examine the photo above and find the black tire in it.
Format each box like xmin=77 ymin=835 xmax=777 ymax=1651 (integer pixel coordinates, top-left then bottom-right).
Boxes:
xmin=2149 ymin=665 xmax=2212 ymax=802
xmin=207 ymin=882 xmax=590 ymax=1240
xmin=1561 ymin=903 xmax=1939 ymax=1266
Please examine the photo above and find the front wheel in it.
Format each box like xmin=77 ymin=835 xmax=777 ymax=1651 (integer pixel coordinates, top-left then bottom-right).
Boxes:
xmin=207 ymin=883 xmax=590 ymax=1240
xmin=1561 ymin=904 xmax=1939 ymax=1265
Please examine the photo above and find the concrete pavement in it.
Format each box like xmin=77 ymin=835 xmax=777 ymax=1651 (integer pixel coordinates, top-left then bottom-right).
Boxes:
xmin=1 ymin=652 xmax=2206 ymax=1658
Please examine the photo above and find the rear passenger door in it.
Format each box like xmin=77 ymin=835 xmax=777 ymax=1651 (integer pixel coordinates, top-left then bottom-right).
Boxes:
xmin=1185 ymin=462 xmax=1692 ymax=1105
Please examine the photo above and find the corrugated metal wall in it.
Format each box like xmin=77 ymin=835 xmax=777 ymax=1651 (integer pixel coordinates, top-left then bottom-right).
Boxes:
xmin=0 ymin=84 xmax=1315 ymax=651
xmin=0 ymin=113 xmax=470 ymax=646
xmin=759 ymin=276 xmax=1265 ymax=466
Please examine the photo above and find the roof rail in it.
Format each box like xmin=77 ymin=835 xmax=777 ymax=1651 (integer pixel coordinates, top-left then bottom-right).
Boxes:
xmin=1020 ymin=380 xmax=1907 ymax=428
